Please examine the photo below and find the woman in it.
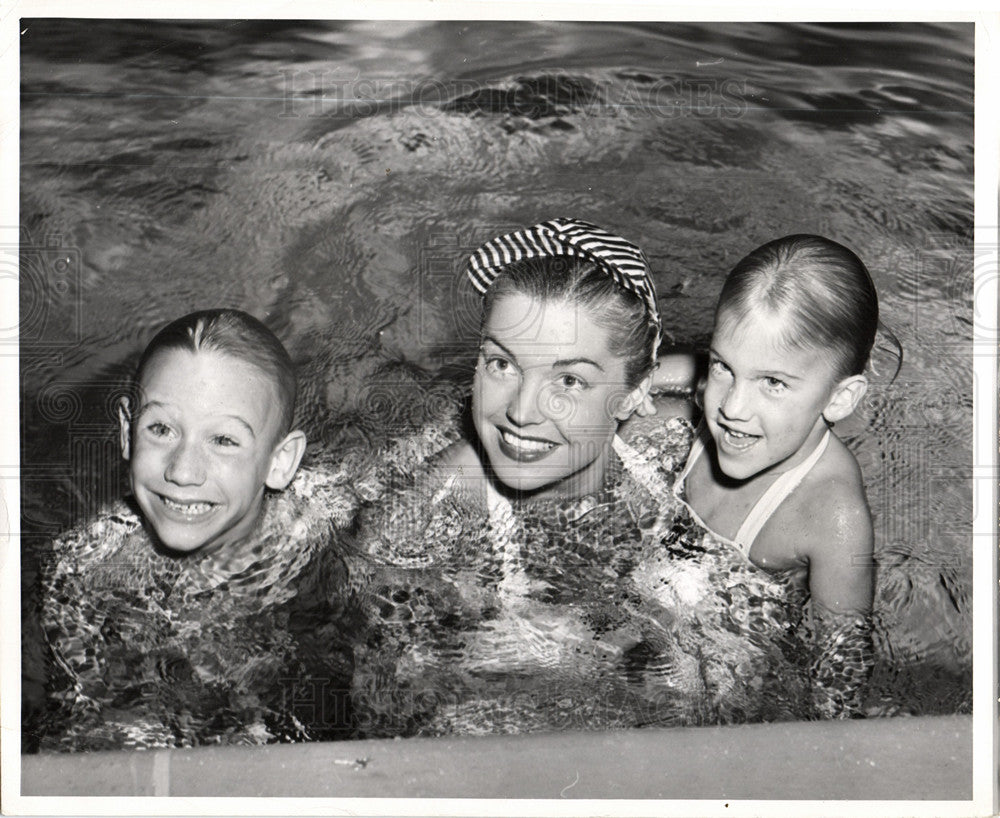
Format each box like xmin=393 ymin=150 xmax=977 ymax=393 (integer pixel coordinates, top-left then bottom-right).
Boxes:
xmin=347 ymin=219 xmax=812 ymax=737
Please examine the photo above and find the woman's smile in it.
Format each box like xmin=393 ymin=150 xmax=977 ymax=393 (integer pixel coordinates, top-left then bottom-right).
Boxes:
xmin=495 ymin=425 xmax=560 ymax=461
xmin=472 ymin=292 xmax=638 ymax=498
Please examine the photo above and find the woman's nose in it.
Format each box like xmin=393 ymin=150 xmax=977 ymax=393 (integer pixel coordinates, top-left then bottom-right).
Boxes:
xmin=164 ymin=438 xmax=207 ymax=485
xmin=505 ymin=375 xmax=545 ymax=427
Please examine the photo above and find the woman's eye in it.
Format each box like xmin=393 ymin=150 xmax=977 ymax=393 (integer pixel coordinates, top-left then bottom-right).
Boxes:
xmin=482 ymin=354 xmax=514 ymax=375
xmin=557 ymin=373 xmax=587 ymax=390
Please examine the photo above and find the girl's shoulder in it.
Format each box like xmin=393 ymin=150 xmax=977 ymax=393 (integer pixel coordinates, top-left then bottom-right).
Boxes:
xmin=797 ymin=432 xmax=869 ymax=511
xmin=774 ymin=434 xmax=874 ymax=615
xmin=767 ymin=433 xmax=873 ymax=562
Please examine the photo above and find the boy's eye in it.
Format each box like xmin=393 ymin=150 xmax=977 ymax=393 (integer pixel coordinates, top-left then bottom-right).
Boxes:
xmin=146 ymin=422 xmax=172 ymax=437
xmin=212 ymin=435 xmax=240 ymax=447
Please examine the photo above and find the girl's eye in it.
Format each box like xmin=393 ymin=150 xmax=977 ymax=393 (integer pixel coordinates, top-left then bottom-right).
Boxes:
xmin=763 ymin=376 xmax=788 ymax=391
xmin=708 ymin=358 xmax=730 ymax=377
xmin=212 ymin=435 xmax=240 ymax=448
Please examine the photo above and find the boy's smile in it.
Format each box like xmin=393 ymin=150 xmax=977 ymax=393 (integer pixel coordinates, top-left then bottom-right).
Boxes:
xmin=122 ymin=348 xmax=287 ymax=553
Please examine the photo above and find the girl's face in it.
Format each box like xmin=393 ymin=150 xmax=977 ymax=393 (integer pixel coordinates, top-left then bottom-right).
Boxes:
xmin=473 ymin=291 xmax=644 ymax=499
xmin=703 ymin=308 xmax=844 ymax=482
xmin=121 ymin=348 xmax=288 ymax=553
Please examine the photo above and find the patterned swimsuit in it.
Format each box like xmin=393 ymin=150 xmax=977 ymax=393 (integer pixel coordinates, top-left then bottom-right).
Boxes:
xmin=38 ymin=467 xmax=368 ymax=751
xmin=349 ymin=416 xmax=872 ymax=738
xmin=36 ymin=423 xmax=462 ymax=752
xmin=38 ymin=415 xmax=872 ymax=750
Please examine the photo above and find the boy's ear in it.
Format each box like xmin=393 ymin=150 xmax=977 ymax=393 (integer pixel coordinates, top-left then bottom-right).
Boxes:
xmin=823 ymin=374 xmax=868 ymax=424
xmin=117 ymin=396 xmax=132 ymax=460
xmin=265 ymin=430 xmax=307 ymax=490
xmin=614 ymin=375 xmax=653 ymax=421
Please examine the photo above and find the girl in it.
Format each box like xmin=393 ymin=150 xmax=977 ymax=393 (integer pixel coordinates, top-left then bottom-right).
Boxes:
xmin=672 ymin=234 xmax=882 ymax=717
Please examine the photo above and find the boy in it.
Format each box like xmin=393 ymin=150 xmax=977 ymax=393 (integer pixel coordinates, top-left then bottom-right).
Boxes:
xmin=39 ymin=310 xmax=355 ymax=750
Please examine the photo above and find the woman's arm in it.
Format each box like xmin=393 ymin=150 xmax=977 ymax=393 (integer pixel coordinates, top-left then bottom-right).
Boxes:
xmin=631 ymin=352 xmax=701 ymax=420
xmin=650 ymin=352 xmax=700 ymax=396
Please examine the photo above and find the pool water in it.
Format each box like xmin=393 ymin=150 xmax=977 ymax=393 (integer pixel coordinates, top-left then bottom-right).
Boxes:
xmin=19 ymin=20 xmax=974 ymax=739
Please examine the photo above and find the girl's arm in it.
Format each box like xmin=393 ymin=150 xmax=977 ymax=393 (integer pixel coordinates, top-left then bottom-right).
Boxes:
xmin=807 ymin=486 xmax=874 ymax=616
xmin=799 ymin=480 xmax=876 ymax=718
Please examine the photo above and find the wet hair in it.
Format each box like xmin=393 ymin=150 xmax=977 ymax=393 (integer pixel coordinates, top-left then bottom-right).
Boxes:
xmin=717 ymin=234 xmax=887 ymax=379
xmin=480 ymin=256 xmax=657 ymax=388
xmin=135 ymin=309 xmax=297 ymax=436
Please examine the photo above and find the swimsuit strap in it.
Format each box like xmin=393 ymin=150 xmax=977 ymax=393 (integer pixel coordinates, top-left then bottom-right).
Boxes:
xmin=673 ymin=426 xmax=708 ymax=501
xmin=670 ymin=425 xmax=740 ymax=547
xmin=732 ymin=429 xmax=831 ymax=555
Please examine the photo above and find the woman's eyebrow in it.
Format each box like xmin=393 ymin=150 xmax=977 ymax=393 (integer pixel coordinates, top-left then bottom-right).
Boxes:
xmin=551 ymin=356 xmax=604 ymax=371
xmin=481 ymin=336 xmax=516 ymax=360
xmin=136 ymin=399 xmax=171 ymax=418
xmin=483 ymin=336 xmax=604 ymax=372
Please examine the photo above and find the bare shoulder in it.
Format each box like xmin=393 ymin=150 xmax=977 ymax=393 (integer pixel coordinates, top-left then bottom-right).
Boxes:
xmin=786 ymin=436 xmax=873 ymax=559
xmin=796 ymin=438 xmax=874 ymax=613
xmin=433 ymin=438 xmax=489 ymax=492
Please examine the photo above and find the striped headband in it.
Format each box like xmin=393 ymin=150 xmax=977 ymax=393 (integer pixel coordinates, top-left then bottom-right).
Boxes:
xmin=465 ymin=218 xmax=661 ymax=345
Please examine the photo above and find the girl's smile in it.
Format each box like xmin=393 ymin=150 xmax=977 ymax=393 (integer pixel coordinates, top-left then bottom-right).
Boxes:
xmin=703 ymin=309 xmax=844 ymax=482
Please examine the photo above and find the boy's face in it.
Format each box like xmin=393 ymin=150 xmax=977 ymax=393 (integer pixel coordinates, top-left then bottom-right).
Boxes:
xmin=122 ymin=348 xmax=291 ymax=553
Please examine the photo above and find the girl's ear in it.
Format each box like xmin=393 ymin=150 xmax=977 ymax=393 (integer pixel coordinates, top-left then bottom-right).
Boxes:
xmin=614 ymin=375 xmax=653 ymax=421
xmin=265 ymin=430 xmax=307 ymax=490
xmin=117 ymin=396 xmax=132 ymax=460
xmin=823 ymin=374 xmax=868 ymax=424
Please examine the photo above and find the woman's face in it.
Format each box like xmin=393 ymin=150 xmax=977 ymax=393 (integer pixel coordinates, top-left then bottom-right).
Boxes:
xmin=472 ymin=291 xmax=643 ymax=499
